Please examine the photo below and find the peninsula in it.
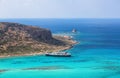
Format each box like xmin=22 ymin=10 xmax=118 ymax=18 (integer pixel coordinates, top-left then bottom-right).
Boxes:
xmin=0 ymin=22 xmax=76 ymax=58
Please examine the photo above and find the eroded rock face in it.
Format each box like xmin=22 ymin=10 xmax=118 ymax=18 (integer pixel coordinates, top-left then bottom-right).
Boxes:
xmin=0 ymin=22 xmax=54 ymax=52
xmin=0 ymin=22 xmax=73 ymax=56
xmin=27 ymin=27 xmax=53 ymax=42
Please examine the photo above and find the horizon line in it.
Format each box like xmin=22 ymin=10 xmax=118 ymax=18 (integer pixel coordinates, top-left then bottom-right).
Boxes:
xmin=0 ymin=18 xmax=120 ymax=19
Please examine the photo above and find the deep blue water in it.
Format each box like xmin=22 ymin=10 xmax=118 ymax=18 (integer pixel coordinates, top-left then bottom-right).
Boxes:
xmin=0 ymin=19 xmax=120 ymax=78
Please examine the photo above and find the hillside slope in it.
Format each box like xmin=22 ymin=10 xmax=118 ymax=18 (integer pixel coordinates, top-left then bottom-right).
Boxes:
xmin=0 ymin=22 xmax=76 ymax=57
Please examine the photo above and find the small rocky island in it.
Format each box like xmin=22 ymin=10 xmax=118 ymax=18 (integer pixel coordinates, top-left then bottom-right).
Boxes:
xmin=0 ymin=22 xmax=76 ymax=58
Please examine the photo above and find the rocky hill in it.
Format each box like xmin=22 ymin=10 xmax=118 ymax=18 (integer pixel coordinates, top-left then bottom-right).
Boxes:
xmin=0 ymin=22 xmax=76 ymax=57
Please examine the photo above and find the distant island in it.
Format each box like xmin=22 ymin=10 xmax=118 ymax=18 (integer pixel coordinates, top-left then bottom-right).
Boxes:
xmin=0 ymin=22 xmax=76 ymax=58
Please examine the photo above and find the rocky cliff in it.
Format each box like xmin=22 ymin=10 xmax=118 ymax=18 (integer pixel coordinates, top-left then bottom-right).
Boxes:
xmin=0 ymin=22 xmax=53 ymax=43
xmin=0 ymin=22 xmax=75 ymax=57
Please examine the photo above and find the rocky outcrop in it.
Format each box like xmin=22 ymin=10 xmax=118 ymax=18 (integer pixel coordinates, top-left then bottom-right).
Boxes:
xmin=0 ymin=22 xmax=75 ymax=56
xmin=0 ymin=22 xmax=53 ymax=43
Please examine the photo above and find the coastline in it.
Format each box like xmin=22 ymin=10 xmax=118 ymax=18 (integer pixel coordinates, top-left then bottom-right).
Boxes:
xmin=0 ymin=35 xmax=77 ymax=58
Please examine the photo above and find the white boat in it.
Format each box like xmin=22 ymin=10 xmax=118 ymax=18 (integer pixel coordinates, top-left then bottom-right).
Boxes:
xmin=45 ymin=52 xmax=71 ymax=57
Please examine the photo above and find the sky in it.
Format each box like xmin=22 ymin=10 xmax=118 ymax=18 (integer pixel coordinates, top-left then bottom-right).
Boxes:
xmin=0 ymin=0 xmax=120 ymax=18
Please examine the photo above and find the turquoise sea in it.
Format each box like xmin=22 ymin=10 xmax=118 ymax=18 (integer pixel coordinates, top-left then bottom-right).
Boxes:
xmin=0 ymin=19 xmax=120 ymax=78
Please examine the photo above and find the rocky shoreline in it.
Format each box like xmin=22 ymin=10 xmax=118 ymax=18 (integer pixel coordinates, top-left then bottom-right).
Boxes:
xmin=0 ymin=35 xmax=77 ymax=58
xmin=0 ymin=22 xmax=77 ymax=58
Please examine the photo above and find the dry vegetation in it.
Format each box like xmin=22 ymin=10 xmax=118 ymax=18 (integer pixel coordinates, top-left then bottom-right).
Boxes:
xmin=0 ymin=22 xmax=76 ymax=58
